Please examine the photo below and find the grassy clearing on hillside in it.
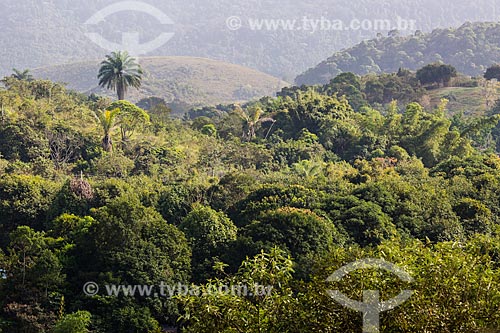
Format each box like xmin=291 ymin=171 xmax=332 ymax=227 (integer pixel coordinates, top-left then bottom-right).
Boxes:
xmin=32 ymin=56 xmax=289 ymax=107
xmin=426 ymin=83 xmax=500 ymax=115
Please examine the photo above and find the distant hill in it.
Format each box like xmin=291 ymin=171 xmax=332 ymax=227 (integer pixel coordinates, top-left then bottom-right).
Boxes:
xmin=1 ymin=0 xmax=499 ymax=80
xmin=296 ymin=22 xmax=500 ymax=85
xmin=32 ymin=57 xmax=288 ymax=106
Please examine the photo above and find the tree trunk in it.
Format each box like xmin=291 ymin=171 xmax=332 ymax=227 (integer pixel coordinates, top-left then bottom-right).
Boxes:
xmin=102 ymin=134 xmax=113 ymax=152
xmin=117 ymin=81 xmax=125 ymax=100
xmin=117 ymin=88 xmax=125 ymax=101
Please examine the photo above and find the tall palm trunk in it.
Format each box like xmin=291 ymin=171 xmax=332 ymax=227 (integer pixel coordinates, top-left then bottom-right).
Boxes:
xmin=117 ymin=81 xmax=125 ymax=100
xmin=102 ymin=134 xmax=113 ymax=152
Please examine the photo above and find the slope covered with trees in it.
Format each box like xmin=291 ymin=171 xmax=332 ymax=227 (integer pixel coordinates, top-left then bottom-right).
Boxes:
xmin=297 ymin=22 xmax=500 ymax=85
xmin=1 ymin=66 xmax=500 ymax=331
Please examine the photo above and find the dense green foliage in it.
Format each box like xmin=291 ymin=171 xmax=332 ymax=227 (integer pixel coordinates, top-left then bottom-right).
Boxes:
xmin=51 ymin=311 xmax=91 ymax=333
xmin=416 ymin=63 xmax=458 ymax=87
xmin=180 ymin=238 xmax=500 ymax=332
xmin=1 ymin=71 xmax=500 ymax=332
xmin=484 ymin=64 xmax=500 ymax=81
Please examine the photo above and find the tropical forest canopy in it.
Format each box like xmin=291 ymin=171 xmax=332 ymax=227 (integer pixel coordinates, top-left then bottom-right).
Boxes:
xmin=2 ymin=1 xmax=500 ymax=331
xmin=1 ymin=59 xmax=500 ymax=331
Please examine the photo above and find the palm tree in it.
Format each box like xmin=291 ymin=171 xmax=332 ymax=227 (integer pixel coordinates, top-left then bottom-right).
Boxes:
xmin=11 ymin=68 xmax=33 ymax=81
xmin=293 ymin=160 xmax=323 ymax=179
xmin=233 ymin=105 xmax=275 ymax=141
xmin=94 ymin=108 xmax=120 ymax=152
xmin=97 ymin=51 xmax=143 ymax=100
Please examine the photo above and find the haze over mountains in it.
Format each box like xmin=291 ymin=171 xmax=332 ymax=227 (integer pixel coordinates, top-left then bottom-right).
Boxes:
xmin=296 ymin=22 xmax=500 ymax=85
xmin=1 ymin=0 xmax=499 ymax=81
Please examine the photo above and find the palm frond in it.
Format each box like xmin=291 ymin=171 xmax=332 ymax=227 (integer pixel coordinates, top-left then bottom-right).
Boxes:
xmin=97 ymin=51 xmax=143 ymax=99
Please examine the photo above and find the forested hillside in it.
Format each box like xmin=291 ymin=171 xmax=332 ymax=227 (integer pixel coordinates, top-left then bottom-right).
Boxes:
xmin=1 ymin=0 xmax=499 ymax=80
xmin=291 ymin=65 xmax=500 ymax=116
xmin=297 ymin=22 xmax=500 ymax=85
xmin=1 ymin=69 xmax=500 ymax=331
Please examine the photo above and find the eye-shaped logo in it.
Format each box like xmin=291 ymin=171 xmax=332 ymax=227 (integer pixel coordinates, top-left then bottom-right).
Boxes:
xmin=84 ymin=1 xmax=175 ymax=56
xmin=327 ymin=258 xmax=413 ymax=333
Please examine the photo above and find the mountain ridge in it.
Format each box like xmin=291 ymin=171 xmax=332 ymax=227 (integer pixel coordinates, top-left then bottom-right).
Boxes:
xmin=2 ymin=0 xmax=499 ymax=80
xmin=296 ymin=21 xmax=500 ymax=85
